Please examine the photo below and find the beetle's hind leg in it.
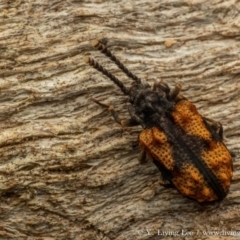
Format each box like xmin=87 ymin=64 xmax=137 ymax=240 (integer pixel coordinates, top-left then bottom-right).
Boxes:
xmin=138 ymin=149 xmax=147 ymax=164
xmin=153 ymin=159 xmax=175 ymax=188
xmin=90 ymin=98 xmax=140 ymax=127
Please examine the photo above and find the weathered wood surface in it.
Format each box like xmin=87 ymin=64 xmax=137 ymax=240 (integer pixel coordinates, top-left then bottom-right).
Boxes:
xmin=0 ymin=0 xmax=240 ymax=239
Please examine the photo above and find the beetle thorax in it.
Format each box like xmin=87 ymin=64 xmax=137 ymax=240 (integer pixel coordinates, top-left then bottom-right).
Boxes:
xmin=128 ymin=83 xmax=174 ymax=127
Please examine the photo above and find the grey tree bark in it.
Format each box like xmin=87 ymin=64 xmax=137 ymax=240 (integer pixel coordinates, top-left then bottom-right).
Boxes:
xmin=0 ymin=0 xmax=240 ymax=239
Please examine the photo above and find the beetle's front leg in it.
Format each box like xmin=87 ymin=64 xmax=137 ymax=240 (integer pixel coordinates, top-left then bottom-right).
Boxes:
xmin=153 ymin=80 xmax=170 ymax=94
xmin=169 ymin=84 xmax=183 ymax=101
xmin=153 ymin=81 xmax=183 ymax=102
xmin=203 ymin=117 xmax=223 ymax=141
xmin=91 ymin=98 xmax=140 ymax=127
xmin=203 ymin=117 xmax=235 ymax=160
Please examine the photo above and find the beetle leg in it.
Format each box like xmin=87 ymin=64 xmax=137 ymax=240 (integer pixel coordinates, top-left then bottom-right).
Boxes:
xmin=152 ymin=159 xmax=174 ymax=188
xmin=159 ymin=181 xmax=175 ymax=188
xmin=203 ymin=117 xmax=223 ymax=141
xmin=169 ymin=84 xmax=182 ymax=101
xmin=138 ymin=149 xmax=147 ymax=164
xmin=91 ymin=98 xmax=140 ymax=127
xmin=127 ymin=105 xmax=145 ymax=125
xmin=153 ymin=80 xmax=170 ymax=94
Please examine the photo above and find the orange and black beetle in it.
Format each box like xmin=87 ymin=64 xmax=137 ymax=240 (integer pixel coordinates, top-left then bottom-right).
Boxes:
xmin=84 ymin=39 xmax=232 ymax=202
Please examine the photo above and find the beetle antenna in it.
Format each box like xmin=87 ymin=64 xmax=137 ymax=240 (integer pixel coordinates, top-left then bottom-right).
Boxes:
xmin=91 ymin=39 xmax=142 ymax=84
xmin=83 ymin=56 xmax=129 ymax=95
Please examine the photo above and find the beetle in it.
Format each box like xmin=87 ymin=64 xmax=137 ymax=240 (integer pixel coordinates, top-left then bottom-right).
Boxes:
xmin=84 ymin=39 xmax=233 ymax=202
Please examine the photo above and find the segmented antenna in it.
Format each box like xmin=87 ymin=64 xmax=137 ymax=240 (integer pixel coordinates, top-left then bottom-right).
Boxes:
xmin=91 ymin=39 xmax=142 ymax=84
xmin=83 ymin=56 xmax=129 ymax=95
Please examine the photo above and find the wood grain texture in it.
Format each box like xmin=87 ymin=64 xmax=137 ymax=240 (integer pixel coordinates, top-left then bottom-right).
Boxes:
xmin=0 ymin=0 xmax=240 ymax=239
